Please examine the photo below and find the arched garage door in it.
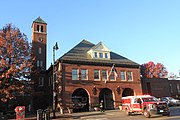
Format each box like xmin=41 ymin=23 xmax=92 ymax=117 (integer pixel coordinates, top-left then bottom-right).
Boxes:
xmin=122 ymin=88 xmax=134 ymax=97
xmin=72 ymin=88 xmax=89 ymax=112
xmin=99 ymin=88 xmax=114 ymax=110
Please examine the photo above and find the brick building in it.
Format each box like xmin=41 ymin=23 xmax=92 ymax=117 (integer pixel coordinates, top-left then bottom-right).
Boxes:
xmin=141 ymin=78 xmax=180 ymax=99
xmin=53 ymin=40 xmax=142 ymax=111
xmin=31 ymin=17 xmax=142 ymax=112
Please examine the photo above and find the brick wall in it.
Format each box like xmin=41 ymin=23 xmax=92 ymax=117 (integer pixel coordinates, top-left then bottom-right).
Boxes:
xmin=59 ymin=63 xmax=142 ymax=110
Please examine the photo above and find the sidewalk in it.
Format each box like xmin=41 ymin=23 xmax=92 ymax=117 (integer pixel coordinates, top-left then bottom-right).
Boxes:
xmin=52 ymin=109 xmax=121 ymax=120
xmin=9 ymin=109 xmax=122 ymax=120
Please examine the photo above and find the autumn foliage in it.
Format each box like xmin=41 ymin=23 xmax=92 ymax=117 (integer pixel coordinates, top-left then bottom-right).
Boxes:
xmin=141 ymin=61 xmax=168 ymax=78
xmin=0 ymin=24 xmax=34 ymax=102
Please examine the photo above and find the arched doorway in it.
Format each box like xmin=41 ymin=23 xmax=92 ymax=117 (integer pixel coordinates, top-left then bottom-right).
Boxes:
xmin=99 ymin=88 xmax=114 ymax=110
xmin=122 ymin=88 xmax=134 ymax=97
xmin=72 ymin=88 xmax=89 ymax=112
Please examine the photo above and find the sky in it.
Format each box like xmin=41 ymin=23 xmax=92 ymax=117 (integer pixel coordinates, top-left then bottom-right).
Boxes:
xmin=1 ymin=0 xmax=180 ymax=76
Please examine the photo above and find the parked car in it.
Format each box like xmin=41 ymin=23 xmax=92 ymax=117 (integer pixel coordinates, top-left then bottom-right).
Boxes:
xmin=160 ymin=97 xmax=180 ymax=106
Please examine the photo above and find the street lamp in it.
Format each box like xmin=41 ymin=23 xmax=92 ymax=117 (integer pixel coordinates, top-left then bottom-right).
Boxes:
xmin=52 ymin=42 xmax=59 ymax=118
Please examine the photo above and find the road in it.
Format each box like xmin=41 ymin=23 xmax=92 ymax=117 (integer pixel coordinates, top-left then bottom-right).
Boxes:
xmin=7 ymin=106 xmax=180 ymax=120
xmin=62 ymin=106 xmax=180 ymax=120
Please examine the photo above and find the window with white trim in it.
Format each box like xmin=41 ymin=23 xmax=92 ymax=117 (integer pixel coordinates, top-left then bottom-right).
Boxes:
xmin=105 ymin=53 xmax=108 ymax=58
xmin=127 ymin=71 xmax=133 ymax=81
xmin=109 ymin=71 xmax=116 ymax=81
xmin=99 ymin=52 xmax=103 ymax=58
xmin=81 ymin=69 xmax=88 ymax=80
xmin=102 ymin=70 xmax=108 ymax=80
xmin=94 ymin=52 xmax=98 ymax=58
xmin=94 ymin=70 xmax=100 ymax=80
xmin=72 ymin=69 xmax=79 ymax=80
xmin=120 ymin=71 xmax=126 ymax=81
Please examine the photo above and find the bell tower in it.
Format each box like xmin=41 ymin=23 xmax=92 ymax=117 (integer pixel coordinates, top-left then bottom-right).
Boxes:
xmin=31 ymin=17 xmax=49 ymax=110
xmin=32 ymin=17 xmax=47 ymax=70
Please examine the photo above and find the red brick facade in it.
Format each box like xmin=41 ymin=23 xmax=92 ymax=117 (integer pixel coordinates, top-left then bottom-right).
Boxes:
xmin=31 ymin=17 xmax=50 ymax=110
xmin=56 ymin=62 xmax=142 ymax=111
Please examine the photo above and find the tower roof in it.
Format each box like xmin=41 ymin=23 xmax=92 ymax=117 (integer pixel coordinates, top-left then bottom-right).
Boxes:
xmin=33 ymin=17 xmax=47 ymax=24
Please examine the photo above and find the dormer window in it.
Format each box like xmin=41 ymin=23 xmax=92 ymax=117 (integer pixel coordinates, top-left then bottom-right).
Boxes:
xmin=92 ymin=52 xmax=110 ymax=59
xmin=105 ymin=53 xmax=108 ymax=58
xmin=87 ymin=42 xmax=111 ymax=59
xmin=94 ymin=52 xmax=98 ymax=58
xmin=99 ymin=53 xmax=103 ymax=58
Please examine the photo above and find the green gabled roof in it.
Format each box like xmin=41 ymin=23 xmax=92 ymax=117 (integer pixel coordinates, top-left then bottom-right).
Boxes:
xmin=33 ymin=16 xmax=47 ymax=24
xmin=59 ymin=40 xmax=140 ymax=68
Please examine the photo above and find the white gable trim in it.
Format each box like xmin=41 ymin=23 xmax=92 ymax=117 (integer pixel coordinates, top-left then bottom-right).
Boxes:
xmin=93 ymin=42 xmax=110 ymax=52
xmin=87 ymin=42 xmax=111 ymax=59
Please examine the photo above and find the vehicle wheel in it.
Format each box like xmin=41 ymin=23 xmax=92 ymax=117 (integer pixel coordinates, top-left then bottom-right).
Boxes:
xmin=143 ymin=110 xmax=151 ymax=118
xmin=167 ymin=112 xmax=170 ymax=117
xmin=126 ymin=109 xmax=131 ymax=116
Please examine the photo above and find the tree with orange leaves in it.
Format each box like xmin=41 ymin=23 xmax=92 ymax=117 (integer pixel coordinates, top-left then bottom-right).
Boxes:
xmin=141 ymin=61 xmax=168 ymax=78
xmin=0 ymin=24 xmax=34 ymax=103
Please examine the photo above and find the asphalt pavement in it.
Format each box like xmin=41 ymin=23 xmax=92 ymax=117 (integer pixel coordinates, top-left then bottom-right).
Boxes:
xmin=9 ymin=106 xmax=180 ymax=120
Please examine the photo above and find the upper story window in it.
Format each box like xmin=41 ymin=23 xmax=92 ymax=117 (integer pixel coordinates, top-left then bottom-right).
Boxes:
xmin=72 ymin=69 xmax=79 ymax=80
xmin=37 ymin=25 xmax=44 ymax=32
xmin=120 ymin=71 xmax=126 ymax=81
xmin=127 ymin=71 xmax=133 ymax=81
xmin=39 ymin=47 xmax=42 ymax=54
xmin=94 ymin=70 xmax=100 ymax=80
xmin=109 ymin=71 xmax=116 ymax=81
xmin=41 ymin=26 xmax=43 ymax=32
xmin=99 ymin=53 xmax=103 ymax=58
xmin=81 ymin=69 xmax=88 ymax=80
xmin=87 ymin=42 xmax=111 ymax=59
xmin=92 ymin=52 xmax=110 ymax=59
xmin=39 ymin=77 xmax=44 ymax=87
xmin=48 ymin=75 xmax=52 ymax=86
xmin=170 ymin=84 xmax=173 ymax=93
xmin=105 ymin=53 xmax=108 ymax=58
xmin=94 ymin=52 xmax=98 ymax=58
xmin=177 ymin=84 xmax=180 ymax=93
xmin=37 ymin=25 xmax=39 ymax=32
xmin=37 ymin=60 xmax=40 ymax=67
xmin=37 ymin=60 xmax=43 ymax=68
xmin=40 ymin=61 xmax=43 ymax=67
xmin=102 ymin=70 xmax=108 ymax=80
